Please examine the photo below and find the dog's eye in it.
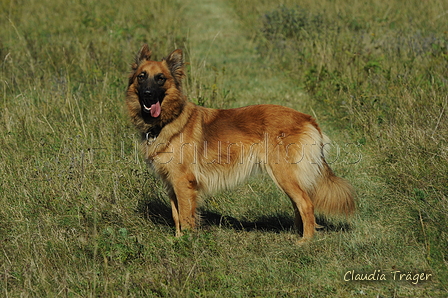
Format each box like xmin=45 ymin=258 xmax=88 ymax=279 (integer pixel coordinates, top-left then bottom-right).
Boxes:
xmin=156 ymin=74 xmax=166 ymax=86
xmin=137 ymin=72 xmax=146 ymax=81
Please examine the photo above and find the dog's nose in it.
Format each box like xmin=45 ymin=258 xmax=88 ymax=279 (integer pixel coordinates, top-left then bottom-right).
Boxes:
xmin=144 ymin=90 xmax=152 ymax=97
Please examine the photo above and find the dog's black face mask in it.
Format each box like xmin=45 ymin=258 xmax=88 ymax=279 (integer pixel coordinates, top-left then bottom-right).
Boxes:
xmin=136 ymin=71 xmax=166 ymax=118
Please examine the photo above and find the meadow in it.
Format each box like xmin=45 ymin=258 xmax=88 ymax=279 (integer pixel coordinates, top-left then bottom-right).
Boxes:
xmin=1 ymin=0 xmax=447 ymax=296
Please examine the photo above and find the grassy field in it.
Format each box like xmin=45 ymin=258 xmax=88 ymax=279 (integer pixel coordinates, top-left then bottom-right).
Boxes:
xmin=1 ymin=0 xmax=447 ymax=296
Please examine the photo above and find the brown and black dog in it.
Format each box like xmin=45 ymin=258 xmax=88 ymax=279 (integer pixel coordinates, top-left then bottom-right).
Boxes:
xmin=126 ymin=44 xmax=355 ymax=243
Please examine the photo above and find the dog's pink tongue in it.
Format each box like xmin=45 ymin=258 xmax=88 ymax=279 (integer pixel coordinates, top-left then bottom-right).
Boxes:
xmin=150 ymin=101 xmax=161 ymax=118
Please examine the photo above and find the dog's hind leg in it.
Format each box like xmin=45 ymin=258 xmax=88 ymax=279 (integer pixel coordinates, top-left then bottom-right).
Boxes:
xmin=289 ymin=188 xmax=316 ymax=243
xmin=266 ymin=165 xmax=316 ymax=243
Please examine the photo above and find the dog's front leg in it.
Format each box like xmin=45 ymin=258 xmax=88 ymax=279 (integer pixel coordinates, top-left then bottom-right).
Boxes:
xmin=170 ymin=173 xmax=198 ymax=235
xmin=167 ymin=187 xmax=182 ymax=236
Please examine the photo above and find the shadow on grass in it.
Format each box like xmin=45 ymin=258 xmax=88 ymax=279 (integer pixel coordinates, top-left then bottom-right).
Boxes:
xmin=200 ymin=210 xmax=295 ymax=233
xmin=136 ymin=195 xmax=175 ymax=227
xmin=136 ymin=196 xmax=352 ymax=234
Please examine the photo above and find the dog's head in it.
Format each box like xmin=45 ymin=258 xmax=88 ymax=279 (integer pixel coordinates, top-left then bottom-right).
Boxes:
xmin=127 ymin=44 xmax=185 ymax=125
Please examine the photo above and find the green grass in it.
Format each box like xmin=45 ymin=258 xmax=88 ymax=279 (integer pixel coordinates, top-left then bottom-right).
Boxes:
xmin=1 ymin=0 xmax=447 ymax=296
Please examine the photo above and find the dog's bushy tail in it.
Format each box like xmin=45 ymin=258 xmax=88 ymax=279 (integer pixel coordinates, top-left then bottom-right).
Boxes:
xmin=310 ymin=163 xmax=355 ymax=217
xmin=292 ymin=127 xmax=356 ymax=217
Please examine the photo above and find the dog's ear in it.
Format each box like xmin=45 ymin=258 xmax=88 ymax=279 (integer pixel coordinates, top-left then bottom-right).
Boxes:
xmin=165 ymin=49 xmax=185 ymax=83
xmin=132 ymin=44 xmax=152 ymax=70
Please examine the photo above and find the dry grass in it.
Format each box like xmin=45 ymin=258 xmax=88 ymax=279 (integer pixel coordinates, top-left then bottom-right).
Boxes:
xmin=1 ymin=0 xmax=447 ymax=296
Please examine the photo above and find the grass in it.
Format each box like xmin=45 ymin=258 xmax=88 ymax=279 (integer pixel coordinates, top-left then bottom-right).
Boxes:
xmin=1 ymin=0 xmax=447 ymax=296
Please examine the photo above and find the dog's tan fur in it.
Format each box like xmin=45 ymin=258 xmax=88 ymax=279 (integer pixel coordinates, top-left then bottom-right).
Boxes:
xmin=126 ymin=45 xmax=355 ymax=242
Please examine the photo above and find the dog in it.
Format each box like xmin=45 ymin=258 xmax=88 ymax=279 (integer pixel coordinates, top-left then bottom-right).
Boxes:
xmin=126 ymin=44 xmax=355 ymax=242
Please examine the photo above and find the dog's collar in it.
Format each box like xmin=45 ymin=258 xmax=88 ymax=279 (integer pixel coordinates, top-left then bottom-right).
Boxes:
xmin=143 ymin=125 xmax=162 ymax=143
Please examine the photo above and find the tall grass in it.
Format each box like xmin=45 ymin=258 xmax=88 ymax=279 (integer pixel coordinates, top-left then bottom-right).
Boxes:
xmin=1 ymin=0 xmax=447 ymax=296
xmin=231 ymin=0 xmax=448 ymax=291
